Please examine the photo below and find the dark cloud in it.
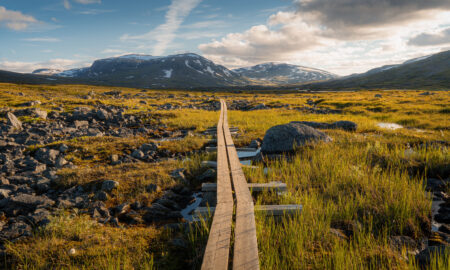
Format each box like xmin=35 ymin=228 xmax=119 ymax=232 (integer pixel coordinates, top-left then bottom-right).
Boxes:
xmin=297 ymin=0 xmax=450 ymax=37
xmin=408 ymin=28 xmax=450 ymax=46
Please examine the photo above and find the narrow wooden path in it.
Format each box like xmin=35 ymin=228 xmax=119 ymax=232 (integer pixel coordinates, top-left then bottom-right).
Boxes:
xmin=201 ymin=99 xmax=301 ymax=270
xmin=201 ymin=99 xmax=259 ymax=270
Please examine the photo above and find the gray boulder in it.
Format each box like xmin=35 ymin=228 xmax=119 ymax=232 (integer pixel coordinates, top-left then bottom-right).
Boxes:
xmin=6 ymin=112 xmax=22 ymax=131
xmin=261 ymin=123 xmax=331 ymax=154
xmin=9 ymin=194 xmax=55 ymax=210
xmin=35 ymin=148 xmax=60 ymax=165
xmin=96 ymin=109 xmax=110 ymax=121
xmin=101 ymin=180 xmax=119 ymax=192
xmin=31 ymin=108 xmax=48 ymax=119
xmin=290 ymin=120 xmax=357 ymax=132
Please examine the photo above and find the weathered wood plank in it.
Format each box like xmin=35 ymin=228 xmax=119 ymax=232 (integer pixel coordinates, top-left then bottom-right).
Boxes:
xmin=221 ymin=100 xmax=260 ymax=270
xmin=202 ymin=182 xmax=287 ymax=192
xmin=201 ymin=100 xmax=233 ymax=270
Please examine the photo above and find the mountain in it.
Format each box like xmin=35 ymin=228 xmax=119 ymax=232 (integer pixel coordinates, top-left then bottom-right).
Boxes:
xmin=48 ymin=53 xmax=249 ymax=88
xmin=305 ymin=50 xmax=450 ymax=90
xmin=233 ymin=63 xmax=337 ymax=84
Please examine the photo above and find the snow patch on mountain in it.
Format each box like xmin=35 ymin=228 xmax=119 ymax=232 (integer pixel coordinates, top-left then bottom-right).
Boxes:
xmin=163 ymin=69 xmax=173 ymax=78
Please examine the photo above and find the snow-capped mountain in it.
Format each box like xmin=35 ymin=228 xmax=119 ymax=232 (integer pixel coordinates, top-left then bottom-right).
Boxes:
xmin=32 ymin=68 xmax=63 ymax=75
xmin=233 ymin=63 xmax=338 ymax=84
xmin=45 ymin=53 xmax=248 ymax=88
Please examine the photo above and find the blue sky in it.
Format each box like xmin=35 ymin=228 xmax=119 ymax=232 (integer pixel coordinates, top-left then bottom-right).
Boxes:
xmin=1 ymin=0 xmax=450 ymax=75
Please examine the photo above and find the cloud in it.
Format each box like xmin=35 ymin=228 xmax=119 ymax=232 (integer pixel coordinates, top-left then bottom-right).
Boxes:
xmin=296 ymin=0 xmax=450 ymax=38
xmin=0 ymin=6 xmax=38 ymax=30
xmin=63 ymin=0 xmax=71 ymax=10
xmin=23 ymin=37 xmax=61 ymax=42
xmin=0 ymin=58 xmax=82 ymax=73
xmin=199 ymin=11 xmax=327 ymax=64
xmin=121 ymin=0 xmax=202 ymax=55
xmin=408 ymin=27 xmax=450 ymax=46
xmin=74 ymin=0 xmax=101 ymax=4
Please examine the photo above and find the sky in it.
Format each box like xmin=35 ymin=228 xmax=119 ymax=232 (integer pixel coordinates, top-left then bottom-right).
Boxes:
xmin=1 ymin=0 xmax=450 ymax=76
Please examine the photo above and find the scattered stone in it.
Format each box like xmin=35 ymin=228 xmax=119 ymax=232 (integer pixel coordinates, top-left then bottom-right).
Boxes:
xmin=131 ymin=149 xmax=145 ymax=159
xmin=59 ymin=144 xmax=69 ymax=153
xmin=146 ymin=184 xmax=161 ymax=193
xmin=69 ymin=248 xmax=76 ymax=255
xmin=101 ymin=180 xmax=119 ymax=192
xmin=248 ymin=139 xmax=261 ymax=149
xmin=375 ymin=94 xmax=382 ymax=98
xmin=6 ymin=112 xmax=22 ymax=131
xmin=74 ymin=120 xmax=89 ymax=129
xmin=170 ymin=168 xmax=187 ymax=183
xmin=31 ymin=108 xmax=48 ymax=120
xmin=261 ymin=123 xmax=332 ymax=154
xmin=35 ymin=148 xmax=60 ymax=165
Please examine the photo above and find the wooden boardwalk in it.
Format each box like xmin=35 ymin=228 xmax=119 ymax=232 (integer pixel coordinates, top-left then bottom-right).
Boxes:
xmin=201 ymin=100 xmax=301 ymax=269
xmin=201 ymin=99 xmax=260 ymax=270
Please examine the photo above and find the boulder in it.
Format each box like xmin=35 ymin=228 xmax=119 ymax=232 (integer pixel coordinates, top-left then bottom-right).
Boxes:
xmin=35 ymin=148 xmax=60 ymax=165
xmin=290 ymin=120 xmax=357 ymax=132
xmin=261 ymin=123 xmax=331 ymax=154
xmin=96 ymin=109 xmax=110 ymax=121
xmin=8 ymin=194 xmax=55 ymax=210
xmin=31 ymin=108 xmax=47 ymax=120
xmin=6 ymin=112 xmax=22 ymax=131
xmin=101 ymin=180 xmax=119 ymax=192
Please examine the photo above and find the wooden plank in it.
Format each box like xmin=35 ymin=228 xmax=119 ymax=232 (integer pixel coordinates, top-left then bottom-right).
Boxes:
xmin=201 ymin=100 xmax=233 ymax=270
xmin=202 ymin=182 xmax=287 ymax=192
xmin=195 ymin=204 xmax=302 ymax=217
xmin=221 ymin=99 xmax=260 ymax=270
xmin=206 ymin=147 xmax=258 ymax=153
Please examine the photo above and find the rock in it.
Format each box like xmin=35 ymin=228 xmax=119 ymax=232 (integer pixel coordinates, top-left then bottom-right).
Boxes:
xmin=6 ymin=112 xmax=22 ymax=131
xmin=59 ymin=144 xmax=69 ymax=153
xmin=435 ymin=211 xmax=450 ymax=223
xmin=375 ymin=94 xmax=382 ymax=98
xmin=146 ymin=184 xmax=161 ymax=193
xmin=290 ymin=120 xmax=357 ymax=132
xmin=31 ymin=108 xmax=47 ymax=120
xmin=329 ymin=228 xmax=348 ymax=240
xmin=170 ymin=168 xmax=187 ymax=183
xmin=110 ymin=154 xmax=119 ymax=165
xmin=197 ymin=169 xmax=216 ymax=182
xmin=248 ymin=139 xmax=261 ymax=149
xmin=114 ymin=203 xmax=130 ymax=216
xmin=439 ymin=224 xmax=450 ymax=234
xmin=415 ymin=246 xmax=448 ymax=268
xmin=330 ymin=121 xmax=358 ymax=132
xmin=8 ymin=194 xmax=55 ymax=210
xmin=69 ymin=248 xmax=76 ymax=255
xmin=131 ymin=150 xmax=144 ymax=159
xmin=261 ymin=123 xmax=332 ymax=154
xmin=389 ymin=236 xmax=418 ymax=252
xmin=73 ymin=120 xmax=89 ymax=129
xmin=35 ymin=148 xmax=60 ymax=166
xmin=96 ymin=109 xmax=110 ymax=121
xmin=140 ymin=143 xmax=158 ymax=152
xmin=55 ymin=157 xmax=68 ymax=168
xmin=0 ymin=221 xmax=32 ymax=241
xmin=169 ymin=238 xmax=188 ymax=249
xmin=249 ymin=103 xmax=269 ymax=111
xmin=101 ymin=180 xmax=119 ymax=192
xmin=0 ymin=189 xmax=10 ymax=199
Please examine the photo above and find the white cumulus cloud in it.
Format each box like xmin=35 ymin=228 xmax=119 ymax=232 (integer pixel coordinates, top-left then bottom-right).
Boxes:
xmin=0 ymin=6 xmax=38 ymax=30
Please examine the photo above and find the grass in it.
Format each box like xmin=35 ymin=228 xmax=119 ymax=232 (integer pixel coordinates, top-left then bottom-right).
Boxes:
xmin=1 ymin=83 xmax=449 ymax=269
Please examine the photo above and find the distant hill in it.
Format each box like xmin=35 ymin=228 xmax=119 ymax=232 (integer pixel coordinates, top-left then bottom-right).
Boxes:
xmin=234 ymin=62 xmax=337 ymax=84
xmin=305 ymin=50 xmax=450 ymax=90
xmin=2 ymin=50 xmax=449 ymax=90
xmin=38 ymin=53 xmax=250 ymax=88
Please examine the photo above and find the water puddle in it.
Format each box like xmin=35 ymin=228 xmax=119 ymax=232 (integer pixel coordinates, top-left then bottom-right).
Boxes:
xmin=431 ymin=197 xmax=444 ymax=232
xmin=377 ymin=122 xmax=403 ymax=130
xmin=180 ymin=192 xmax=202 ymax=222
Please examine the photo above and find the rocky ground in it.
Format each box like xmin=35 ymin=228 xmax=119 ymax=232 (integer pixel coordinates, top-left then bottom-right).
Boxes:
xmin=0 ymin=86 xmax=448 ymax=269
